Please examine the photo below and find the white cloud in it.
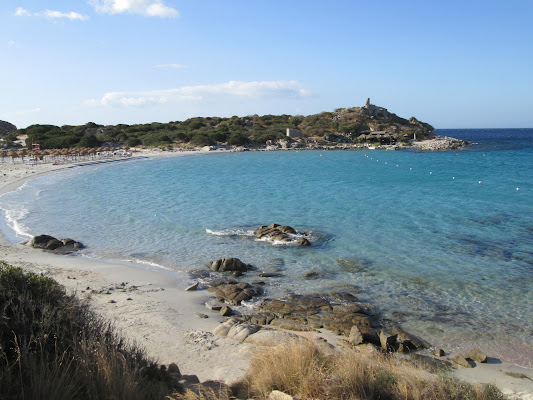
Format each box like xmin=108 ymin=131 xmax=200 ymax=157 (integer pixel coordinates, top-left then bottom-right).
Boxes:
xmin=155 ymin=64 xmax=188 ymax=69
xmin=42 ymin=10 xmax=89 ymax=21
xmin=14 ymin=7 xmax=89 ymax=21
xmin=89 ymin=0 xmax=179 ymax=18
xmin=87 ymin=80 xmax=310 ymax=107
xmin=14 ymin=7 xmax=31 ymax=17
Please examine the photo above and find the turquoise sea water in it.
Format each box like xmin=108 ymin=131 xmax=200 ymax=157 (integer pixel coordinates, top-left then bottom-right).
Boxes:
xmin=1 ymin=128 xmax=532 ymax=366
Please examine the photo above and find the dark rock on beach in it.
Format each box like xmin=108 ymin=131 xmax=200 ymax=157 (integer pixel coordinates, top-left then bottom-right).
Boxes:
xmin=27 ymin=234 xmax=84 ymax=251
xmin=379 ymin=330 xmax=398 ymax=352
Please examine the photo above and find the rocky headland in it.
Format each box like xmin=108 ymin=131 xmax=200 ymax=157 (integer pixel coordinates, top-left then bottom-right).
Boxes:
xmin=7 ymin=100 xmax=467 ymax=154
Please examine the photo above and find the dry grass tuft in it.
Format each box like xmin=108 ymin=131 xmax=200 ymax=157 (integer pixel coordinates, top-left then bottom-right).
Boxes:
xmin=237 ymin=340 xmax=505 ymax=400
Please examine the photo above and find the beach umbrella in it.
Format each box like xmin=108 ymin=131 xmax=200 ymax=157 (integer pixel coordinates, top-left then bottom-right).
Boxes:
xmin=8 ymin=150 xmax=18 ymax=163
xmin=18 ymin=149 xmax=27 ymax=163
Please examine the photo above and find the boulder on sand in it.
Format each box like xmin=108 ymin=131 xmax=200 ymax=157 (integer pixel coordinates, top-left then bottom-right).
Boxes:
xmin=27 ymin=235 xmax=84 ymax=251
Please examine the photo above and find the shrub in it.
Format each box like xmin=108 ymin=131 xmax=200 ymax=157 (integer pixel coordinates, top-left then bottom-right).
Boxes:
xmin=0 ymin=263 xmax=180 ymax=400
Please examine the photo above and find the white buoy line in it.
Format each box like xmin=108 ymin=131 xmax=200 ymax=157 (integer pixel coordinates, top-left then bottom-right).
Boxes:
xmin=362 ymin=153 xmax=523 ymax=192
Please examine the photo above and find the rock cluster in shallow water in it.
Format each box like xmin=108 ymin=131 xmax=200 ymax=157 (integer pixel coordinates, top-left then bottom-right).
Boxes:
xmin=254 ymin=223 xmax=311 ymax=246
xmin=195 ymin=256 xmax=431 ymax=354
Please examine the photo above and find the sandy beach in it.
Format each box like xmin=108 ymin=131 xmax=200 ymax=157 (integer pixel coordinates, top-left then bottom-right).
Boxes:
xmin=1 ymin=151 xmax=532 ymax=398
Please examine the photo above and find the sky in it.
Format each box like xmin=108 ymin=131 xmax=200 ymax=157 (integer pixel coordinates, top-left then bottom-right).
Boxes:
xmin=1 ymin=0 xmax=532 ymax=129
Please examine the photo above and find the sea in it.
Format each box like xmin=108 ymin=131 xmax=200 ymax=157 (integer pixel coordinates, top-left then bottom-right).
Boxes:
xmin=1 ymin=128 xmax=532 ymax=367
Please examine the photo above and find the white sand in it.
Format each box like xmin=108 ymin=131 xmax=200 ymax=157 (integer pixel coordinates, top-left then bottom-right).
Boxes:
xmin=0 ymin=152 xmax=532 ymax=396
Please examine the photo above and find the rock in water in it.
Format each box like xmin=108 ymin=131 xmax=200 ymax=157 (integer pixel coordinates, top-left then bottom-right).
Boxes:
xmin=297 ymin=237 xmax=311 ymax=246
xmin=254 ymin=223 xmax=311 ymax=246
xmin=209 ymin=257 xmax=251 ymax=272
xmin=28 ymin=235 xmax=84 ymax=251
xmin=27 ymin=235 xmax=64 ymax=250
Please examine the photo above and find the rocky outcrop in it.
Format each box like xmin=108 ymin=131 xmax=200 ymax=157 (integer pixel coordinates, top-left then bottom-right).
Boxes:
xmin=253 ymin=293 xmax=380 ymax=339
xmin=412 ymin=136 xmax=467 ymax=151
xmin=26 ymin=235 xmax=85 ymax=251
xmin=207 ymin=279 xmax=262 ymax=305
xmin=0 ymin=120 xmax=17 ymax=137
xmin=254 ymin=224 xmax=311 ymax=246
xmin=208 ymin=257 xmax=252 ymax=273
xmin=210 ymin=288 xmax=429 ymax=355
xmin=214 ymin=317 xmax=303 ymax=346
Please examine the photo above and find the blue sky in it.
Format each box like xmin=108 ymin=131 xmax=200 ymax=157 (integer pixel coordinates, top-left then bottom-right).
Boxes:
xmin=1 ymin=0 xmax=532 ymax=129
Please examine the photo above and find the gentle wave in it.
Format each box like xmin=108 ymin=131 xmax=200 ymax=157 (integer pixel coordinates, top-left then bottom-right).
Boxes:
xmin=0 ymin=183 xmax=34 ymax=240
xmin=205 ymin=228 xmax=255 ymax=237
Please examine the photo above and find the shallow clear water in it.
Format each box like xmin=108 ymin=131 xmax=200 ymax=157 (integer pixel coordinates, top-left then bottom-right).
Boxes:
xmin=1 ymin=128 xmax=532 ymax=366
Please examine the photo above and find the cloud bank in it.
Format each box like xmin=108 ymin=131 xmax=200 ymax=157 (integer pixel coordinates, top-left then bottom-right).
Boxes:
xmin=14 ymin=7 xmax=89 ymax=21
xmin=88 ymin=81 xmax=310 ymax=107
xmin=89 ymin=0 xmax=179 ymax=18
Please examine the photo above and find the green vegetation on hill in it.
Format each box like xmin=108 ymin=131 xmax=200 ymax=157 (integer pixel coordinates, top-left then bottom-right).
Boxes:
xmin=13 ymin=105 xmax=435 ymax=150
xmin=0 ymin=120 xmax=17 ymax=137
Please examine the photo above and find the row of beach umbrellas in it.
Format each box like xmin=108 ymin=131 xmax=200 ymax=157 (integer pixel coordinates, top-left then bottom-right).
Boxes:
xmin=0 ymin=147 xmax=131 ymax=164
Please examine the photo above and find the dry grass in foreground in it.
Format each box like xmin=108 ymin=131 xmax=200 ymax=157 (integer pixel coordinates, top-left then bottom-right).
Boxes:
xmin=229 ymin=340 xmax=505 ymax=400
xmin=0 ymin=263 xmax=181 ymax=400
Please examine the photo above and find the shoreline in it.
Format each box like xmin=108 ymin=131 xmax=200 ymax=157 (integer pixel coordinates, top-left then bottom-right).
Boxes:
xmin=0 ymin=151 xmax=532 ymax=397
